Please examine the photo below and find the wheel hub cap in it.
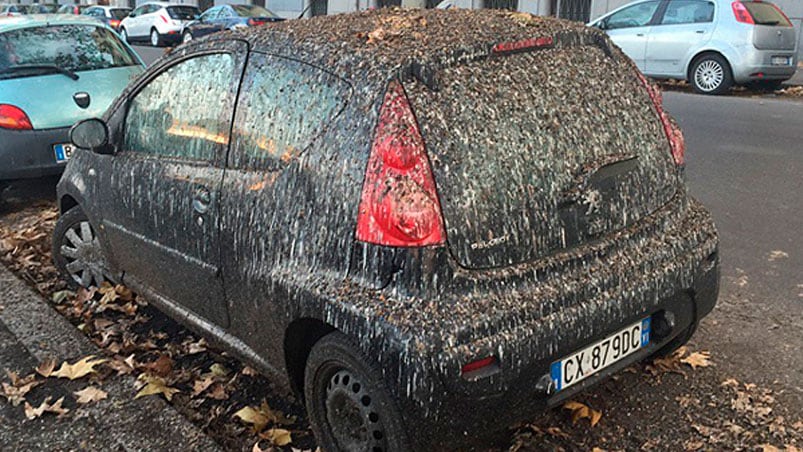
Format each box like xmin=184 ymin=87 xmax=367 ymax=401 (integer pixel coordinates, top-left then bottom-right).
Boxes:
xmin=60 ymin=221 xmax=107 ymax=287
xmin=695 ymin=60 xmax=724 ymax=92
xmin=325 ymin=370 xmax=386 ymax=452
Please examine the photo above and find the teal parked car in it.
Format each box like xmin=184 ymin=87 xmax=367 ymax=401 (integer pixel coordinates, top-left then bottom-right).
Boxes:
xmin=0 ymin=15 xmax=143 ymax=202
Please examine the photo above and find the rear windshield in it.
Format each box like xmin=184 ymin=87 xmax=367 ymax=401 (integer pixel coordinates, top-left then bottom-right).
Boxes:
xmin=743 ymin=2 xmax=791 ymax=26
xmin=231 ymin=4 xmax=279 ymax=18
xmin=0 ymin=25 xmax=138 ymax=78
xmin=167 ymin=6 xmax=200 ymax=20
xmin=110 ymin=8 xmax=131 ymax=20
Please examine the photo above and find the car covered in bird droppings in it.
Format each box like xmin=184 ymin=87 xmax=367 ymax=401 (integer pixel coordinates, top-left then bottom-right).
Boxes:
xmin=54 ymin=8 xmax=720 ymax=451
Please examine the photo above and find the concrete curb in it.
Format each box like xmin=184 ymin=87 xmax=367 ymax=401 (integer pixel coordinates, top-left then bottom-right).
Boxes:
xmin=0 ymin=264 xmax=223 ymax=451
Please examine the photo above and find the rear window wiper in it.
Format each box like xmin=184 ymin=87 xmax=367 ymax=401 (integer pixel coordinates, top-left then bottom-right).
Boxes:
xmin=0 ymin=64 xmax=80 ymax=81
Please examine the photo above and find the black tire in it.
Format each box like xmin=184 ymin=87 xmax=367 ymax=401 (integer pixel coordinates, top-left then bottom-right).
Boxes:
xmin=651 ymin=320 xmax=698 ymax=359
xmin=689 ymin=54 xmax=733 ymax=95
xmin=304 ymin=332 xmax=410 ymax=452
xmin=52 ymin=207 xmax=110 ymax=289
xmin=0 ymin=182 xmax=8 ymax=212
xmin=150 ymin=28 xmax=162 ymax=47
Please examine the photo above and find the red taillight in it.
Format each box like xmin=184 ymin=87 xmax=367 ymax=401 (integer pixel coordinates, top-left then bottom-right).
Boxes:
xmin=636 ymin=72 xmax=685 ymax=166
xmin=109 ymin=19 xmax=120 ymax=28
xmin=731 ymin=2 xmax=755 ymax=24
xmin=0 ymin=104 xmax=33 ymax=130
xmin=355 ymin=81 xmax=446 ymax=247
xmin=247 ymin=18 xmax=265 ymax=26
xmin=461 ymin=356 xmax=498 ymax=375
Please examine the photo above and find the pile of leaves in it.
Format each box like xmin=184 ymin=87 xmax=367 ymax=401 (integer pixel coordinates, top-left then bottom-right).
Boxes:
xmin=655 ymin=78 xmax=803 ymax=99
xmin=0 ymin=203 xmax=314 ymax=451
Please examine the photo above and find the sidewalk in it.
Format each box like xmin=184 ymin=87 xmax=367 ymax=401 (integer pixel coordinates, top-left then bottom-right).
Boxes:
xmin=0 ymin=264 xmax=222 ymax=451
xmin=783 ymin=64 xmax=803 ymax=86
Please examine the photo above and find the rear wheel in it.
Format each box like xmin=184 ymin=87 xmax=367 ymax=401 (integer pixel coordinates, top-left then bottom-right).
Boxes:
xmin=52 ymin=208 xmax=110 ymax=288
xmin=305 ymin=332 xmax=409 ymax=452
xmin=150 ymin=28 xmax=162 ymax=47
xmin=120 ymin=27 xmax=128 ymax=43
xmin=690 ymin=54 xmax=733 ymax=95
xmin=182 ymin=30 xmax=193 ymax=44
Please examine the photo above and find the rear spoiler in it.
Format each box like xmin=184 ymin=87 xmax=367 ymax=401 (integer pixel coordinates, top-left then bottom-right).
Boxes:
xmin=399 ymin=31 xmax=614 ymax=91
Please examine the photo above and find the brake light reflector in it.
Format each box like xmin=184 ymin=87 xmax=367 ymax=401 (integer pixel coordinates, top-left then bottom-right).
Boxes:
xmin=355 ymin=81 xmax=446 ymax=247
xmin=635 ymin=72 xmax=685 ymax=166
xmin=0 ymin=104 xmax=33 ymax=130
xmin=732 ymin=2 xmax=755 ymax=24
xmin=160 ymin=14 xmax=169 ymax=23
xmin=460 ymin=356 xmax=496 ymax=375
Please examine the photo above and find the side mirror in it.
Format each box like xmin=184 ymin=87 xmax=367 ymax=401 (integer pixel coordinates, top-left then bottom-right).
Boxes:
xmin=70 ymin=118 xmax=111 ymax=154
xmin=128 ymin=12 xmax=136 ymax=17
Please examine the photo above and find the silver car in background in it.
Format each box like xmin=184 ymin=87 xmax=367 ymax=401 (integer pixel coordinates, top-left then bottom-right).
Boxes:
xmin=590 ymin=0 xmax=798 ymax=94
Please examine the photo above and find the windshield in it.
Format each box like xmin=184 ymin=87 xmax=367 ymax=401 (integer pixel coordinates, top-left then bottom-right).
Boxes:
xmin=110 ymin=8 xmax=131 ymax=19
xmin=166 ymin=6 xmax=200 ymax=20
xmin=231 ymin=4 xmax=278 ymax=18
xmin=0 ymin=25 xmax=138 ymax=79
xmin=743 ymin=2 xmax=791 ymax=26
xmin=33 ymin=4 xmax=59 ymax=13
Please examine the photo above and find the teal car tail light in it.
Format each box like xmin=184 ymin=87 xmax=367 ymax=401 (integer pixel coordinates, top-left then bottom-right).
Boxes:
xmin=0 ymin=104 xmax=33 ymax=130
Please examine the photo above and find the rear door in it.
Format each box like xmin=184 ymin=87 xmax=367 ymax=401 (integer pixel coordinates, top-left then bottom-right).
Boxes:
xmin=101 ymin=42 xmax=247 ymax=327
xmin=646 ymin=0 xmax=715 ymax=77
xmin=742 ymin=1 xmax=796 ymax=51
xmin=601 ymin=0 xmax=664 ymax=70
xmin=404 ymin=37 xmax=680 ymax=269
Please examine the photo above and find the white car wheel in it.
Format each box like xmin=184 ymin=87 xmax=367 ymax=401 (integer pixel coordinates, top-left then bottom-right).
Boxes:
xmin=182 ymin=31 xmax=193 ymax=44
xmin=150 ymin=29 xmax=160 ymax=47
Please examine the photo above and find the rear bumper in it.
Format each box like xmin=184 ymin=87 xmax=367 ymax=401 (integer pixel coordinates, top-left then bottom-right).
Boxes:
xmin=0 ymin=127 xmax=70 ymax=181
xmin=391 ymin=197 xmax=720 ymax=450
xmin=731 ymin=47 xmax=798 ymax=83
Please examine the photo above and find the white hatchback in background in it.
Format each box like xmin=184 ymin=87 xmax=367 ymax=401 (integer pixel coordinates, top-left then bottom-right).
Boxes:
xmin=590 ymin=0 xmax=798 ymax=94
xmin=119 ymin=2 xmax=200 ymax=47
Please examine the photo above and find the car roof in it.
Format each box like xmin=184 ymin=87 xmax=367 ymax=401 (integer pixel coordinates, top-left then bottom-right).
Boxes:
xmin=0 ymin=14 xmax=110 ymax=33
xmin=189 ymin=8 xmax=599 ymax=85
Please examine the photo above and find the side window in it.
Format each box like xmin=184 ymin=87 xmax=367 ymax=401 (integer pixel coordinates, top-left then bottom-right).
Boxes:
xmin=201 ymin=7 xmax=220 ymax=20
xmin=605 ymin=1 xmax=661 ymax=29
xmin=661 ymin=0 xmax=714 ymax=25
xmin=131 ymin=5 xmax=146 ymax=16
xmin=219 ymin=7 xmax=233 ymax=18
xmin=230 ymin=53 xmax=350 ymax=170
xmin=124 ymin=53 xmax=238 ymax=161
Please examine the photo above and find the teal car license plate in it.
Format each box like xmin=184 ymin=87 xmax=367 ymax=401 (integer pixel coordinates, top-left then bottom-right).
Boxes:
xmin=53 ymin=143 xmax=74 ymax=163
xmin=550 ymin=317 xmax=650 ymax=392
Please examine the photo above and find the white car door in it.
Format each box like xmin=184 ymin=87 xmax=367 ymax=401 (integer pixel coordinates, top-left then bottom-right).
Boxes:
xmin=598 ymin=0 xmax=663 ymax=71
xmin=646 ymin=0 xmax=716 ymax=77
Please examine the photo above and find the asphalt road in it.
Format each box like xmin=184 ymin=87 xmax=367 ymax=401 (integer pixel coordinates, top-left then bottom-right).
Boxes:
xmin=131 ymin=42 xmax=803 ymax=408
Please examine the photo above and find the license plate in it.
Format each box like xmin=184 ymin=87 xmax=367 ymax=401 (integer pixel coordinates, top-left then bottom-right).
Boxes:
xmin=771 ymin=56 xmax=791 ymax=66
xmin=53 ymin=143 xmax=74 ymax=163
xmin=550 ymin=317 xmax=650 ymax=392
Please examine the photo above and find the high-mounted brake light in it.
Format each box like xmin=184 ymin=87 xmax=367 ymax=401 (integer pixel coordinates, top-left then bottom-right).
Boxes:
xmin=0 ymin=104 xmax=33 ymax=130
xmin=355 ymin=81 xmax=446 ymax=247
xmin=731 ymin=2 xmax=755 ymax=24
xmin=636 ymin=72 xmax=685 ymax=166
xmin=492 ymin=36 xmax=554 ymax=54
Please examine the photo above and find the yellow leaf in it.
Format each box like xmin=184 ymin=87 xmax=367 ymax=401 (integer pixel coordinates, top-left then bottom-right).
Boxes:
xmin=135 ymin=374 xmax=179 ymax=401
xmin=51 ymin=356 xmax=107 ymax=380
xmin=681 ymin=351 xmax=712 ymax=369
xmin=759 ymin=445 xmax=780 ymax=452
xmin=260 ymin=428 xmax=292 ymax=446
xmin=234 ymin=406 xmax=270 ymax=432
xmin=74 ymin=386 xmax=108 ymax=404
xmin=562 ymin=400 xmax=603 ymax=427
xmin=36 ymin=358 xmax=57 ymax=377
xmin=209 ymin=363 xmax=229 ymax=378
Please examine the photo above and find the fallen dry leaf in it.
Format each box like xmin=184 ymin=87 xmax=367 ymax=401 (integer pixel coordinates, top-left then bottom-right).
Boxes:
xmin=192 ymin=376 xmax=215 ymax=397
xmin=563 ymin=400 xmax=602 ymax=427
xmin=36 ymin=358 xmax=57 ymax=378
xmin=681 ymin=351 xmax=712 ymax=369
xmin=259 ymin=428 xmax=293 ymax=446
xmin=234 ymin=401 xmax=295 ymax=433
xmin=50 ymin=356 xmax=107 ymax=380
xmin=74 ymin=386 xmax=108 ymax=404
xmin=24 ymin=396 xmax=69 ymax=420
xmin=1 ymin=371 xmax=41 ymax=406
xmin=135 ymin=374 xmax=179 ymax=401
xmin=145 ymin=355 xmax=174 ymax=378
xmin=767 ymin=250 xmax=789 ymax=262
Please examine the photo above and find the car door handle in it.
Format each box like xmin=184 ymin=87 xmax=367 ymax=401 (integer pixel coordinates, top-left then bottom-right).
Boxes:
xmin=637 ymin=33 xmax=645 ymax=37
xmin=193 ymin=186 xmax=212 ymax=215
xmin=695 ymin=30 xmax=705 ymax=34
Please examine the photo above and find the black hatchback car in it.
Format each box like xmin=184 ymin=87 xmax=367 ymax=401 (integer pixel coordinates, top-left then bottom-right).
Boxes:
xmin=55 ymin=9 xmax=720 ymax=451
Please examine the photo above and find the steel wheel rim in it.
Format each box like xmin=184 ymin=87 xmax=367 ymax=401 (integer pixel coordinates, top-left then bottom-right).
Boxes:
xmin=324 ymin=369 xmax=387 ymax=452
xmin=182 ymin=32 xmax=192 ymax=43
xmin=150 ymin=30 xmax=158 ymax=46
xmin=60 ymin=220 xmax=107 ymax=288
xmin=695 ymin=60 xmax=724 ymax=92
xmin=121 ymin=29 xmax=127 ymax=42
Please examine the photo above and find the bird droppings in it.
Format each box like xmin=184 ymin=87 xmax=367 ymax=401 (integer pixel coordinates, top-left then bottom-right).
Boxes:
xmin=57 ymin=8 xmax=720 ymax=450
